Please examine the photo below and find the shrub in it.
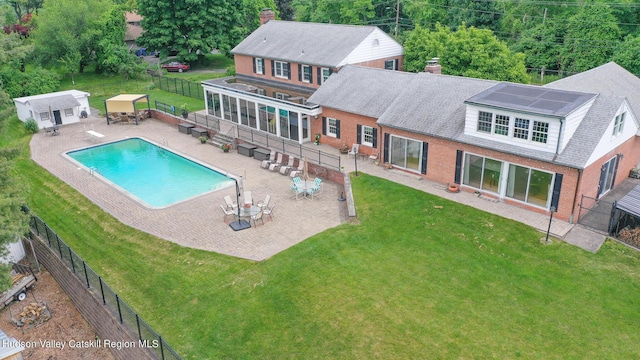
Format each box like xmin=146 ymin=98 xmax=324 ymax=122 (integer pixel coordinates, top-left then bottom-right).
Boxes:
xmin=24 ymin=118 xmax=39 ymax=133
xmin=226 ymin=65 xmax=236 ymax=76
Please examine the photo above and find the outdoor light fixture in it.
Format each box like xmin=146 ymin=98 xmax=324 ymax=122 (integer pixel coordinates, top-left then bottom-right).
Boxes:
xmin=229 ymin=176 xmax=250 ymax=231
xmin=544 ymin=206 xmax=556 ymax=244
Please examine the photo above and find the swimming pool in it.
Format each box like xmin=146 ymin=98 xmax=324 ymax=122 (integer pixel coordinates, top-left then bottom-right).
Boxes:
xmin=66 ymin=138 xmax=234 ymax=208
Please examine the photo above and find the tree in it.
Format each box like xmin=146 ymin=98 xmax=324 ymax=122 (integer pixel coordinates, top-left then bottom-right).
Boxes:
xmin=136 ymin=0 xmax=244 ymax=61
xmin=7 ymin=0 xmax=43 ymax=20
xmin=0 ymin=67 xmax=59 ymax=98
xmin=94 ymin=5 xmax=145 ymax=79
xmin=511 ymin=20 xmax=566 ymax=71
xmin=447 ymin=0 xmax=500 ymax=32
xmin=293 ymin=0 xmax=375 ymax=25
xmin=403 ymin=24 xmax=530 ymax=83
xmin=0 ymin=147 xmax=30 ymax=292
xmin=0 ymin=31 xmax=32 ymax=71
xmin=561 ymin=3 xmax=621 ymax=74
xmin=275 ymin=0 xmax=294 ymax=21
xmin=403 ymin=0 xmax=448 ymax=29
xmin=612 ymin=34 xmax=640 ymax=75
xmin=238 ymin=0 xmax=277 ymax=37
xmin=30 ymin=0 xmax=111 ymax=73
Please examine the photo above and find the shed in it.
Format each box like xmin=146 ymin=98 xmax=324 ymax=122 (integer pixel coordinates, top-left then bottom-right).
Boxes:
xmin=610 ymin=185 xmax=640 ymax=239
xmin=13 ymin=90 xmax=90 ymax=129
xmin=104 ymin=94 xmax=151 ymax=125
xmin=0 ymin=328 xmax=25 ymax=359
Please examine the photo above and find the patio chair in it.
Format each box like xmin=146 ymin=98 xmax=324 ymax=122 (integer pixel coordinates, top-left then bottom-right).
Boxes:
xmin=313 ymin=177 xmax=323 ymax=195
xmin=347 ymin=144 xmax=359 ymax=158
xmin=223 ymin=195 xmax=237 ymax=210
xmin=369 ymin=152 xmax=379 ymax=162
xmin=244 ymin=191 xmax=253 ymax=207
xmin=307 ymin=178 xmax=323 ymax=200
xmin=257 ymin=194 xmax=271 ymax=210
xmin=279 ymin=156 xmax=295 ymax=176
xmin=269 ymin=153 xmax=284 ymax=172
xmin=220 ymin=205 xmax=236 ymax=221
xmin=251 ymin=210 xmax=265 ymax=227
xmin=290 ymin=159 xmax=304 ymax=178
xmin=261 ymin=151 xmax=276 ymax=169
xmin=263 ymin=204 xmax=275 ymax=220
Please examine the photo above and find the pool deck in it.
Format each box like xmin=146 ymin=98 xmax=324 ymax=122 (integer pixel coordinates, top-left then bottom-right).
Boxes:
xmin=31 ymin=117 xmax=344 ymax=261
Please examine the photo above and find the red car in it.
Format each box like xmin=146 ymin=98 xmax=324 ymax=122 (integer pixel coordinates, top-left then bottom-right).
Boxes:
xmin=161 ymin=62 xmax=190 ymax=72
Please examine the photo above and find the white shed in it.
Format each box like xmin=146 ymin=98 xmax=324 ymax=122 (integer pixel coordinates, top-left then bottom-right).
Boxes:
xmin=13 ymin=90 xmax=91 ymax=129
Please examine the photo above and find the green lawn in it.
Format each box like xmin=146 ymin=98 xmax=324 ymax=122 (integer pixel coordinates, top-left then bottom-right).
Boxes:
xmin=3 ymin=113 xmax=640 ymax=358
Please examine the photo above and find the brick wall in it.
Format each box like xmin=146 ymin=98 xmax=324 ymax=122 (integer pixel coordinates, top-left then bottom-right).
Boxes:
xmin=150 ymin=110 xmax=181 ymax=126
xmin=235 ymin=55 xmax=324 ymax=90
xmin=312 ymin=108 xmax=379 ymax=158
xmin=353 ymin=56 xmax=404 ymax=71
xmin=31 ymin=237 xmax=156 ymax=360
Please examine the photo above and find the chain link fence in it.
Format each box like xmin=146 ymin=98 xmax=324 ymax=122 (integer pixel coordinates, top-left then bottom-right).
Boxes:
xmin=25 ymin=206 xmax=182 ymax=360
xmin=151 ymin=74 xmax=204 ymax=100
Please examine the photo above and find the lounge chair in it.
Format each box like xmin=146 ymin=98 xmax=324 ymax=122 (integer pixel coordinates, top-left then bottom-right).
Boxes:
xmin=244 ymin=191 xmax=253 ymax=207
xmin=257 ymin=194 xmax=271 ymax=210
xmin=290 ymin=159 xmax=304 ymax=178
xmin=224 ymin=195 xmax=237 ymax=210
xmin=220 ymin=205 xmax=236 ymax=221
xmin=263 ymin=204 xmax=275 ymax=219
xmin=347 ymin=144 xmax=359 ymax=158
xmin=269 ymin=153 xmax=284 ymax=172
xmin=279 ymin=156 xmax=295 ymax=175
xmin=251 ymin=210 xmax=264 ymax=227
xmin=261 ymin=151 xmax=276 ymax=169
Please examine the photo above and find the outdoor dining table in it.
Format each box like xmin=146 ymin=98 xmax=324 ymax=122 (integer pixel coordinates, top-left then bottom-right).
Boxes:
xmin=237 ymin=205 xmax=261 ymax=219
xmin=295 ymin=180 xmax=317 ymax=199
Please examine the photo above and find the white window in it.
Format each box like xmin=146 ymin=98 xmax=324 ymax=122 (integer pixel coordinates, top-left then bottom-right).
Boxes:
xmin=255 ymin=58 xmax=264 ymax=74
xmin=478 ymin=111 xmax=492 ymax=133
xmin=274 ymin=61 xmax=289 ymax=78
xmin=362 ymin=125 xmax=374 ymax=146
xmin=301 ymin=65 xmax=311 ymax=83
xmin=494 ymin=114 xmax=509 ymax=136
xmin=532 ymin=121 xmax=549 ymax=143
xmin=64 ymin=108 xmax=74 ymax=117
xmin=257 ymin=89 xmax=266 ymax=96
xmin=327 ymin=118 xmax=338 ymax=137
xmin=40 ymin=112 xmax=50 ymax=121
xmin=514 ymin=118 xmax=530 ymax=140
xmin=321 ymin=67 xmax=330 ymax=84
xmin=613 ymin=112 xmax=626 ymax=135
xmin=384 ymin=60 xmax=396 ymax=70
xmin=275 ymin=92 xmax=289 ymax=100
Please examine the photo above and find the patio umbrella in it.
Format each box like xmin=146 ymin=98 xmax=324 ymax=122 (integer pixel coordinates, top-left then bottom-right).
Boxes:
xmin=303 ymin=155 xmax=309 ymax=181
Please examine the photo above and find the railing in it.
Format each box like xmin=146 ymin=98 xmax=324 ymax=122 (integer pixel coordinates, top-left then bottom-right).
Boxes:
xmin=153 ymin=102 xmax=341 ymax=171
xmin=25 ymin=207 xmax=182 ymax=360
xmin=150 ymin=74 xmax=204 ymax=100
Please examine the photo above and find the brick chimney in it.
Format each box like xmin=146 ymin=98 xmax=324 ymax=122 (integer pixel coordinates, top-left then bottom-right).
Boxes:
xmin=424 ymin=58 xmax=442 ymax=75
xmin=260 ymin=8 xmax=276 ymax=25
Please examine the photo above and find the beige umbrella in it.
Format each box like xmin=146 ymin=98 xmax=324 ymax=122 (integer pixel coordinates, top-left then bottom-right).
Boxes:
xmin=303 ymin=155 xmax=309 ymax=181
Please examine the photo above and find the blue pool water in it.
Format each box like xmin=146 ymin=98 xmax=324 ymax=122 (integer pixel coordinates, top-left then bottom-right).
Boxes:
xmin=66 ymin=138 xmax=234 ymax=208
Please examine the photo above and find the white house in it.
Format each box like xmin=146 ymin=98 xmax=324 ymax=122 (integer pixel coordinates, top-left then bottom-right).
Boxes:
xmin=13 ymin=90 xmax=90 ymax=129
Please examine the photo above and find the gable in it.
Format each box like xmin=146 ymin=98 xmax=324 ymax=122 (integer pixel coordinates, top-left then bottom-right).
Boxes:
xmin=338 ymin=28 xmax=404 ymax=67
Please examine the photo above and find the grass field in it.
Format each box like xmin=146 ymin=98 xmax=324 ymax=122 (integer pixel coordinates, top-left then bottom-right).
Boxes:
xmin=2 ymin=114 xmax=640 ymax=358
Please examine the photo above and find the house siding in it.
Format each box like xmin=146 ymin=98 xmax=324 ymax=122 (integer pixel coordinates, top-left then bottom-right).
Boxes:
xmin=338 ymin=29 xmax=404 ymax=67
xmin=585 ymin=103 xmax=639 ymax=167
xmin=560 ymin=98 xmax=595 ymax=151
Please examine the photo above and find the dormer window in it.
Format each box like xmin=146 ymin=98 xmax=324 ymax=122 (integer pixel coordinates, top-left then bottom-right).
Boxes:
xmin=478 ymin=111 xmax=492 ymax=133
xmin=494 ymin=114 xmax=509 ymax=136
xmin=532 ymin=121 xmax=549 ymax=143
xmin=514 ymin=118 xmax=529 ymax=139
xmin=476 ymin=111 xmax=549 ymax=144
xmin=613 ymin=112 xmax=625 ymax=135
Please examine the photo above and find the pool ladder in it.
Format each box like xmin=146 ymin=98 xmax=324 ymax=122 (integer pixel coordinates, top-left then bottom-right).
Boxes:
xmin=160 ymin=138 xmax=169 ymax=146
xmin=89 ymin=167 xmax=102 ymax=176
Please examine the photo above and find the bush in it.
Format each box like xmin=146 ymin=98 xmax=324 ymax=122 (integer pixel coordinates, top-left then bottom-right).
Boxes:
xmin=226 ymin=65 xmax=236 ymax=76
xmin=24 ymin=118 xmax=39 ymax=133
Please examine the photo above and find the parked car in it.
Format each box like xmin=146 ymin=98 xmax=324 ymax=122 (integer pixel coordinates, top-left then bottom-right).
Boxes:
xmin=161 ymin=61 xmax=190 ymax=72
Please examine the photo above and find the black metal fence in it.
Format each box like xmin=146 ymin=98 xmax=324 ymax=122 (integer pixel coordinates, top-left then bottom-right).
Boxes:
xmin=26 ymin=207 xmax=182 ymax=360
xmin=151 ymin=74 xmax=204 ymax=100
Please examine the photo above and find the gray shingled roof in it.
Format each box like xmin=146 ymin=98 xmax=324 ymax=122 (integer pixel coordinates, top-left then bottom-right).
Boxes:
xmin=28 ymin=95 xmax=80 ymax=112
xmin=231 ymin=20 xmax=380 ymax=67
xmin=307 ymin=66 xmax=415 ymax=118
xmin=377 ymin=73 xmax=497 ymax=139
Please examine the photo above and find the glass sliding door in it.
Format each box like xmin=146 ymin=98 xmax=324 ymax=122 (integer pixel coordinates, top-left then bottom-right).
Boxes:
xmin=506 ymin=164 xmax=553 ymax=207
xmin=289 ymin=111 xmax=299 ymax=141
xmin=463 ymin=154 xmax=503 ymax=193
xmin=279 ymin=109 xmax=289 ymax=138
xmin=390 ymin=137 xmax=406 ymax=168
xmin=247 ymin=101 xmax=257 ymax=129
xmin=389 ymin=136 xmax=423 ymax=171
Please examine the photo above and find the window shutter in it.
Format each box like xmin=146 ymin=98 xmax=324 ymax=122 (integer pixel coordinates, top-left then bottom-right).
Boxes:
xmin=253 ymin=57 xmax=256 ymax=73
xmin=336 ymin=119 xmax=341 ymax=139
xmin=550 ymin=173 xmax=563 ymax=211
xmin=329 ymin=68 xmax=333 ymax=75
xmin=322 ymin=117 xmax=326 ymax=135
xmin=383 ymin=133 xmax=390 ymax=163
xmin=309 ymin=66 xmax=313 ymax=83
xmin=611 ymin=154 xmax=621 ymax=189
xmin=454 ymin=150 xmax=463 ymax=184
xmin=271 ymin=60 xmax=275 ymax=76
xmin=317 ymin=67 xmax=321 ymax=84
xmin=597 ymin=163 xmax=607 ymax=198
xmin=372 ymin=128 xmax=378 ymax=148
xmin=298 ymin=64 xmax=302 ymax=82
xmin=421 ymin=142 xmax=428 ymax=174
xmin=394 ymin=59 xmax=399 ymax=70
xmin=286 ymin=63 xmax=291 ymax=79
xmin=356 ymin=124 xmax=362 ymax=144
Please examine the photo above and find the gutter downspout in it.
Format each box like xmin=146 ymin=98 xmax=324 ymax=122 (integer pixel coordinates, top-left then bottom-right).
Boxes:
xmin=556 ymin=117 xmax=565 ymax=155
xmin=570 ymin=168 xmax=582 ymax=224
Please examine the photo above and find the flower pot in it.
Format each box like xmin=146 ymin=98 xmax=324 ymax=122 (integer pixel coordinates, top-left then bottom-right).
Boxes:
xmin=448 ymin=184 xmax=460 ymax=193
xmin=182 ymin=111 xmax=188 ymax=119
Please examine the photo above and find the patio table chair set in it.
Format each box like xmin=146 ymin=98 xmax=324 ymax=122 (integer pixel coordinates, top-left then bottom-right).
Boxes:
xmin=290 ymin=176 xmax=323 ymax=200
xmin=221 ymin=193 xmax=275 ymax=228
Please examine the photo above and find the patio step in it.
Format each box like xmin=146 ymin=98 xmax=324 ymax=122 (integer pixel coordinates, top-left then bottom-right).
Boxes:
xmin=209 ymin=132 xmax=236 ymax=149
